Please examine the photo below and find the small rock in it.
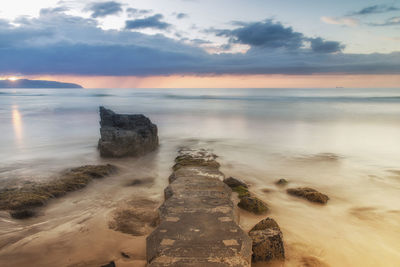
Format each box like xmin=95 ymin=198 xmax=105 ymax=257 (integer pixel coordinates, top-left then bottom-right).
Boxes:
xmin=275 ymin=178 xmax=288 ymax=186
xmin=126 ymin=177 xmax=154 ymax=187
xmin=238 ymin=196 xmax=268 ymax=214
xmin=287 ymin=187 xmax=329 ymax=204
xmin=250 ymin=217 xmax=280 ymax=232
xmin=223 ymin=177 xmax=248 ymax=188
xmin=10 ymin=210 xmax=36 ymax=219
xmin=261 ymin=188 xmax=274 ymax=193
xmin=249 ymin=217 xmax=285 ymax=262
xmin=101 ymin=261 xmax=115 ymax=267
xmin=120 ymin=252 xmax=130 ymax=258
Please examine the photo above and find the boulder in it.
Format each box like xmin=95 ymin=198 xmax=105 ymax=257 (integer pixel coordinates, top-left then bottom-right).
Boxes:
xmin=98 ymin=107 xmax=158 ymax=158
xmin=287 ymin=187 xmax=329 ymax=204
xmin=238 ymin=196 xmax=268 ymax=214
xmin=249 ymin=217 xmax=285 ymax=262
xmin=223 ymin=176 xmax=248 ymax=188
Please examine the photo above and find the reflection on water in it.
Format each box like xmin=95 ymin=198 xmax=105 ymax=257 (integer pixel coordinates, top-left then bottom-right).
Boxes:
xmin=11 ymin=105 xmax=23 ymax=148
xmin=0 ymin=88 xmax=399 ymax=266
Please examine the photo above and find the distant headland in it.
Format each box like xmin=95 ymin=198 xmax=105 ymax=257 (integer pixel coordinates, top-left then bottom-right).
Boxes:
xmin=0 ymin=79 xmax=83 ymax=88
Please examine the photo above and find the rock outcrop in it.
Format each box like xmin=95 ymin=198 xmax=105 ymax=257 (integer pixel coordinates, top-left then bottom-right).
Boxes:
xmin=287 ymin=187 xmax=329 ymax=204
xmin=98 ymin=107 xmax=158 ymax=158
xmin=249 ymin=218 xmax=285 ymax=262
xmin=0 ymin=164 xmax=117 ymax=219
xmin=146 ymin=148 xmax=252 ymax=266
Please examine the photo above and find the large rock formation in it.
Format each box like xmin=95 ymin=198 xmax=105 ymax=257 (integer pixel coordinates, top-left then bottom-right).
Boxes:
xmin=98 ymin=107 xmax=159 ymax=158
xmin=146 ymin=148 xmax=252 ymax=266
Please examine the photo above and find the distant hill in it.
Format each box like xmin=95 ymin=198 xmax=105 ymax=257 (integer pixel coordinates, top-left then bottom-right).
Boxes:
xmin=0 ymin=79 xmax=83 ymax=88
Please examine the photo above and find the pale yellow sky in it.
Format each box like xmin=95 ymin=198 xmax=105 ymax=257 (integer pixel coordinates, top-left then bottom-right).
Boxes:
xmin=25 ymin=74 xmax=400 ymax=88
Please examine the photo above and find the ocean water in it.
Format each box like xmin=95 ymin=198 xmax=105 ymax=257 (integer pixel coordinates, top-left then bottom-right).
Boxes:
xmin=0 ymin=88 xmax=400 ymax=266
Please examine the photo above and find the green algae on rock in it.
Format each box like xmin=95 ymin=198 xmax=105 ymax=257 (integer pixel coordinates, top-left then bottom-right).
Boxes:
xmin=172 ymin=149 xmax=220 ymax=171
xmin=232 ymin=185 xmax=251 ymax=198
xmin=223 ymin=176 xmax=248 ymax=188
xmin=287 ymin=187 xmax=329 ymax=204
xmin=238 ymin=196 xmax=269 ymax=214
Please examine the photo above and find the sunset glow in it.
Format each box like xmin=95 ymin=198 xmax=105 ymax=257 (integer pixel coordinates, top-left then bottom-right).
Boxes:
xmin=27 ymin=74 xmax=400 ymax=89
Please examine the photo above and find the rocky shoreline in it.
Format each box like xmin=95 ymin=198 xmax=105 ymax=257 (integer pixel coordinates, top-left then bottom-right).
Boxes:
xmin=0 ymin=108 xmax=335 ymax=266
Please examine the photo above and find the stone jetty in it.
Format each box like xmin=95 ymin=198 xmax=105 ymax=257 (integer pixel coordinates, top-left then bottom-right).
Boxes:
xmin=147 ymin=148 xmax=252 ymax=266
xmin=98 ymin=107 xmax=158 ymax=157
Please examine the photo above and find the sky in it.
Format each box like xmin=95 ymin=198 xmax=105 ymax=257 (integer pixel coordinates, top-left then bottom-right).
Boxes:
xmin=0 ymin=0 xmax=400 ymax=88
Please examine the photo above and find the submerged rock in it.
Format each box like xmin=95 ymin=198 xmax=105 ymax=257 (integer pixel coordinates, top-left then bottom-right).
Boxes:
xmin=98 ymin=107 xmax=158 ymax=158
xmin=238 ymin=196 xmax=268 ymax=214
xmin=223 ymin=176 xmax=248 ymax=188
xmin=109 ymin=198 xmax=159 ymax=236
xmin=249 ymin=217 xmax=285 ymax=262
xmin=10 ymin=210 xmax=36 ymax=219
xmin=287 ymin=187 xmax=329 ymax=204
xmin=275 ymin=178 xmax=288 ymax=186
xmin=100 ymin=261 xmax=115 ymax=267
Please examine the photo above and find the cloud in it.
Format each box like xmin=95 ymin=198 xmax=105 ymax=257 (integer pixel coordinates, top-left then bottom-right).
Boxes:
xmin=214 ymin=19 xmax=344 ymax=53
xmin=309 ymin=37 xmax=345 ymax=53
xmin=126 ymin=7 xmax=152 ymax=17
xmin=86 ymin=1 xmax=123 ymax=18
xmin=321 ymin=16 xmax=359 ymax=27
xmin=176 ymin=13 xmax=188 ymax=19
xmin=351 ymin=5 xmax=399 ymax=16
xmin=0 ymin=12 xmax=399 ymax=76
xmin=215 ymin=20 xmax=304 ymax=49
xmin=125 ymin=14 xmax=171 ymax=30
xmin=370 ymin=16 xmax=400 ymax=26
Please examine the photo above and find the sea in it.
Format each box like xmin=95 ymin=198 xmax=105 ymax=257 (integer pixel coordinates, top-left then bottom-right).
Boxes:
xmin=0 ymin=88 xmax=399 ymax=266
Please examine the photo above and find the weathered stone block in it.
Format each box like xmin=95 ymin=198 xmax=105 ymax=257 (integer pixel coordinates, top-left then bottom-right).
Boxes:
xmin=98 ymin=106 xmax=158 ymax=157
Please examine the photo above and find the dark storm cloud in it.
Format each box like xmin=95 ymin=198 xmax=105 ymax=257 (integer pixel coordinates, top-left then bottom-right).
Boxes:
xmin=351 ymin=5 xmax=400 ymax=15
xmin=0 ymin=12 xmax=399 ymax=76
xmin=125 ymin=14 xmax=171 ymax=30
xmin=86 ymin=1 xmax=123 ymax=18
